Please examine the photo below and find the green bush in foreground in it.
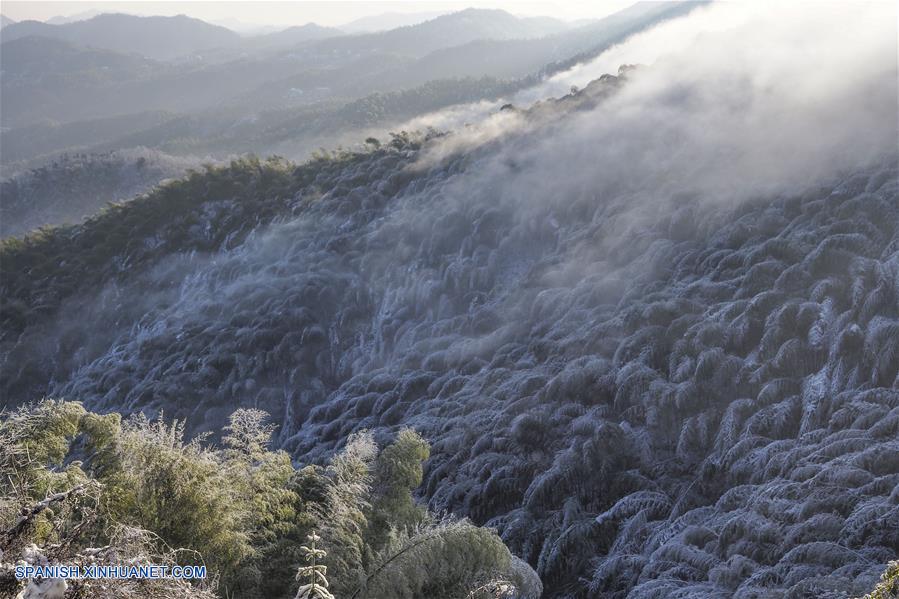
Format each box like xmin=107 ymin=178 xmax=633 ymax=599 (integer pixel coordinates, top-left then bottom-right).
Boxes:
xmin=0 ymin=400 xmax=541 ymax=599
xmin=859 ymin=561 xmax=899 ymax=599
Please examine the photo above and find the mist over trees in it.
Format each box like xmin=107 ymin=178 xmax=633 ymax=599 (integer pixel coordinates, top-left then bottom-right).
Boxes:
xmin=0 ymin=3 xmax=695 ymax=175
xmin=0 ymin=1 xmax=897 ymax=598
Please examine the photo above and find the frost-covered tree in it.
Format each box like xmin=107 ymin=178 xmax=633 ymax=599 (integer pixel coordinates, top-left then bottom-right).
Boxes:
xmin=295 ymin=531 xmax=335 ymax=599
xmin=1 ymin=402 xmax=535 ymax=598
xmin=224 ymin=408 xmax=278 ymax=459
xmin=860 ymin=561 xmax=899 ymax=599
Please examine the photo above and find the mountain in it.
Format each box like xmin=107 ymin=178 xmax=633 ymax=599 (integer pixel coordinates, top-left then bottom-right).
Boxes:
xmin=0 ymin=150 xmax=201 ymax=238
xmin=339 ymin=10 xmax=448 ymax=33
xmin=45 ymin=10 xmax=106 ymax=25
xmin=0 ymin=1 xmax=697 ymax=158
xmin=0 ymin=111 xmax=177 ymax=174
xmin=1 ymin=30 xmax=897 ymax=594
xmin=0 ymin=2 xmax=896 ymax=598
xmin=246 ymin=23 xmax=344 ymax=50
xmin=0 ymin=14 xmax=14 ymax=29
xmin=0 ymin=35 xmax=156 ymax=77
xmin=0 ymin=7 xmax=569 ymax=128
xmin=0 ymin=33 xmax=306 ymax=128
xmin=345 ymin=1 xmax=699 ymax=93
xmin=0 ymin=13 xmax=241 ymax=60
xmin=206 ymin=18 xmax=281 ymax=35
xmin=305 ymin=9 xmax=571 ymax=59
xmin=0 ymin=36 xmax=166 ymax=127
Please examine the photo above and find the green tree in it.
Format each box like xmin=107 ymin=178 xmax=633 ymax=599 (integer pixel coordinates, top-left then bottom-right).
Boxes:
xmin=366 ymin=428 xmax=430 ymax=551
xmin=105 ymin=413 xmax=251 ymax=583
xmin=860 ymin=561 xmax=899 ymax=599
xmin=224 ymin=409 xmax=314 ymax=598
xmin=1 ymin=403 xmax=541 ymax=599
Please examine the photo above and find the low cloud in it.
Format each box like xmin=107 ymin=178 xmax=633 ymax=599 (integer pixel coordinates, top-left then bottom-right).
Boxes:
xmin=407 ymin=1 xmax=896 ymax=210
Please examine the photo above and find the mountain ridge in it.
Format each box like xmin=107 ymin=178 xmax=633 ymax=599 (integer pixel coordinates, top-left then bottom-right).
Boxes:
xmin=0 ymin=13 xmax=241 ymax=60
xmin=0 ymin=1 xmax=698 ymax=167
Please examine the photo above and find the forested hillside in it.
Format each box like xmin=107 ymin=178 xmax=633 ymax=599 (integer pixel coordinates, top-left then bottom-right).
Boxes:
xmin=0 ymin=3 xmax=697 ymax=235
xmin=1 ymin=2 xmax=897 ymax=598
xmin=1 ymin=150 xmax=201 ymax=238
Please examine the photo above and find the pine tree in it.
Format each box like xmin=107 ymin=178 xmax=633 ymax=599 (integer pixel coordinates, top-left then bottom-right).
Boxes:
xmin=296 ymin=531 xmax=336 ymax=599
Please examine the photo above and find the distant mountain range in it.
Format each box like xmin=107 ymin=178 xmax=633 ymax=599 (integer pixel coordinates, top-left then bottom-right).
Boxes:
xmin=0 ymin=8 xmax=570 ymax=63
xmin=0 ymin=14 xmax=14 ymax=29
xmin=339 ymin=10 xmax=449 ymax=33
xmin=1 ymin=2 xmax=700 ymax=173
xmin=244 ymin=22 xmax=345 ymax=50
xmin=45 ymin=10 xmax=105 ymax=25
xmin=0 ymin=13 xmax=241 ymax=60
xmin=0 ymin=6 xmax=634 ymax=127
xmin=309 ymin=8 xmax=570 ymax=59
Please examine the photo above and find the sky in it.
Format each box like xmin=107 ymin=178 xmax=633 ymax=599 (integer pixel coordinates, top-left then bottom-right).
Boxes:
xmin=1 ymin=1 xmax=636 ymax=29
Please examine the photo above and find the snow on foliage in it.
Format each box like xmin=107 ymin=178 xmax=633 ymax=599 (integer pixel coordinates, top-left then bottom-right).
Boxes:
xmin=1 ymin=3 xmax=897 ymax=596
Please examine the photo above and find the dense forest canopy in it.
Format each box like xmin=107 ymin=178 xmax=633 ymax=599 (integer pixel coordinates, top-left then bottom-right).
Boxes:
xmin=1 ymin=1 xmax=898 ymax=598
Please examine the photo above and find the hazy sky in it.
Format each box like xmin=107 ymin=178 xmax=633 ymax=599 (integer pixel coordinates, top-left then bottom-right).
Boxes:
xmin=1 ymin=1 xmax=635 ymax=28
